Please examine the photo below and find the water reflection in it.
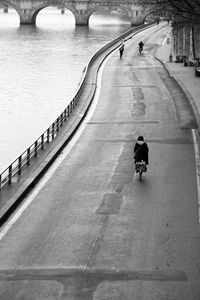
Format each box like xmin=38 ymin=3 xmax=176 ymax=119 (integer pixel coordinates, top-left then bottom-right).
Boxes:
xmin=0 ymin=8 xmax=130 ymax=172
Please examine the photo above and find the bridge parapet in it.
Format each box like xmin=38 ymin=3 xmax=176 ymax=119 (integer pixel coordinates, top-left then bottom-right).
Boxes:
xmin=2 ymin=0 xmax=146 ymax=26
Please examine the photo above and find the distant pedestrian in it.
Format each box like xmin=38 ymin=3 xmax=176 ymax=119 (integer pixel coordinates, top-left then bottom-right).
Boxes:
xmin=119 ymin=43 xmax=124 ymax=59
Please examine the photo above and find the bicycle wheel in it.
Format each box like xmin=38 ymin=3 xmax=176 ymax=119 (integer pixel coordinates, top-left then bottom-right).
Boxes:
xmin=139 ymin=169 xmax=142 ymax=181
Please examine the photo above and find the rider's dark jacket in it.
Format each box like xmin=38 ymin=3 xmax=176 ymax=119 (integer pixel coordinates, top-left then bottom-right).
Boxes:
xmin=134 ymin=141 xmax=149 ymax=164
xmin=138 ymin=41 xmax=144 ymax=49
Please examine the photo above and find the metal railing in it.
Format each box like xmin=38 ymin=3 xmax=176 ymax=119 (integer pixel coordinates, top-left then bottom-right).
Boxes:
xmin=0 ymin=94 xmax=79 ymax=189
xmin=0 ymin=22 xmax=155 ymax=190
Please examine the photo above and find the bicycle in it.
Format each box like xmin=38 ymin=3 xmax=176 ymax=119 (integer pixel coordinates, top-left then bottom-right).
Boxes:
xmin=139 ymin=45 xmax=143 ymax=55
xmin=135 ymin=160 xmax=146 ymax=181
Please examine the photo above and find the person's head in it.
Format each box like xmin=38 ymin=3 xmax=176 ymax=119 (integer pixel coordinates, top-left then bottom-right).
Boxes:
xmin=138 ymin=136 xmax=144 ymax=141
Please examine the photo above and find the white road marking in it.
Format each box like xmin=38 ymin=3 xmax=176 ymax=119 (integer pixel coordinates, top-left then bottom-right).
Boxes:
xmin=192 ymin=129 xmax=200 ymax=224
xmin=0 ymin=52 xmax=113 ymax=241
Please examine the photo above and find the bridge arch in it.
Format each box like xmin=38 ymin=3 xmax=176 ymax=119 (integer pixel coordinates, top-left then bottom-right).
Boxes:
xmin=85 ymin=4 xmax=131 ymax=26
xmin=0 ymin=0 xmax=21 ymax=20
xmin=0 ymin=0 xmax=49 ymax=24
xmin=70 ymin=3 xmax=144 ymax=26
xmin=31 ymin=4 xmax=76 ymax=25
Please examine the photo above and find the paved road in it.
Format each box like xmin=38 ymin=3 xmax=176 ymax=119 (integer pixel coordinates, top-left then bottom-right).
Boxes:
xmin=0 ymin=24 xmax=199 ymax=299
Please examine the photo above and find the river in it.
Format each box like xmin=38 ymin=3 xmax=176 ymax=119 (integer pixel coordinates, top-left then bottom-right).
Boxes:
xmin=0 ymin=7 xmax=130 ymax=172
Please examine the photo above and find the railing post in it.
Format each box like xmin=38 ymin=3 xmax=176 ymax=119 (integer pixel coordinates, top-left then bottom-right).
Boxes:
xmin=35 ymin=141 xmax=38 ymax=157
xmin=27 ymin=148 xmax=30 ymax=166
xmin=74 ymin=95 xmax=78 ymax=105
xmin=57 ymin=117 xmax=59 ymax=132
xmin=64 ymin=109 xmax=67 ymax=121
xmin=60 ymin=113 xmax=63 ymax=126
xmin=52 ymin=123 xmax=55 ymax=139
xmin=73 ymin=98 xmax=76 ymax=107
xmin=47 ymin=128 xmax=50 ymax=143
xmin=8 ymin=165 xmax=12 ymax=184
xmin=18 ymin=156 xmax=22 ymax=175
xmin=41 ymin=134 xmax=44 ymax=150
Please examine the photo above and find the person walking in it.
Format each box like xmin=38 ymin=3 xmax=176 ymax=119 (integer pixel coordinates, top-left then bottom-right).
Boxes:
xmin=119 ymin=43 xmax=124 ymax=59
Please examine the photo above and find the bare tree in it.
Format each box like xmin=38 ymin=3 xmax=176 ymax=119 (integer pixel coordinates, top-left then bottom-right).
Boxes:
xmin=138 ymin=0 xmax=200 ymax=24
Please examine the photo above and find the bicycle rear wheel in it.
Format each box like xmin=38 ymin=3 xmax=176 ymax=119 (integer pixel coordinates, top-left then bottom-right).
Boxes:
xmin=139 ymin=170 xmax=142 ymax=181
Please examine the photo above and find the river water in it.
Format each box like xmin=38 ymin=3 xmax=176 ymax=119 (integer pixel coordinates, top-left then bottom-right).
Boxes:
xmin=0 ymin=8 xmax=130 ymax=172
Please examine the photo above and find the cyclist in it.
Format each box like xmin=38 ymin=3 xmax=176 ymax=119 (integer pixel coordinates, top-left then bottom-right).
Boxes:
xmin=138 ymin=41 xmax=144 ymax=54
xmin=134 ymin=136 xmax=149 ymax=171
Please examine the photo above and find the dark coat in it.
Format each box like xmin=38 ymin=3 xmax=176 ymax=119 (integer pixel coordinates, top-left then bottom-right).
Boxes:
xmin=138 ymin=41 xmax=144 ymax=48
xmin=134 ymin=142 xmax=149 ymax=164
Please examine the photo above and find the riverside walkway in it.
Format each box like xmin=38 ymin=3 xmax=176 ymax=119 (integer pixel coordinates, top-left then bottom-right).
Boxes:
xmin=0 ymin=23 xmax=199 ymax=299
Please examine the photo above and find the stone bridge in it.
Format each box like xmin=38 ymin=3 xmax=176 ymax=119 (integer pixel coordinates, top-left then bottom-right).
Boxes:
xmin=0 ymin=0 xmax=150 ymax=26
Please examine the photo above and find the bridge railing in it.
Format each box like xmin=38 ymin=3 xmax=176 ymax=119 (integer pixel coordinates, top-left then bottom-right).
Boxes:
xmin=0 ymin=22 xmax=154 ymax=190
